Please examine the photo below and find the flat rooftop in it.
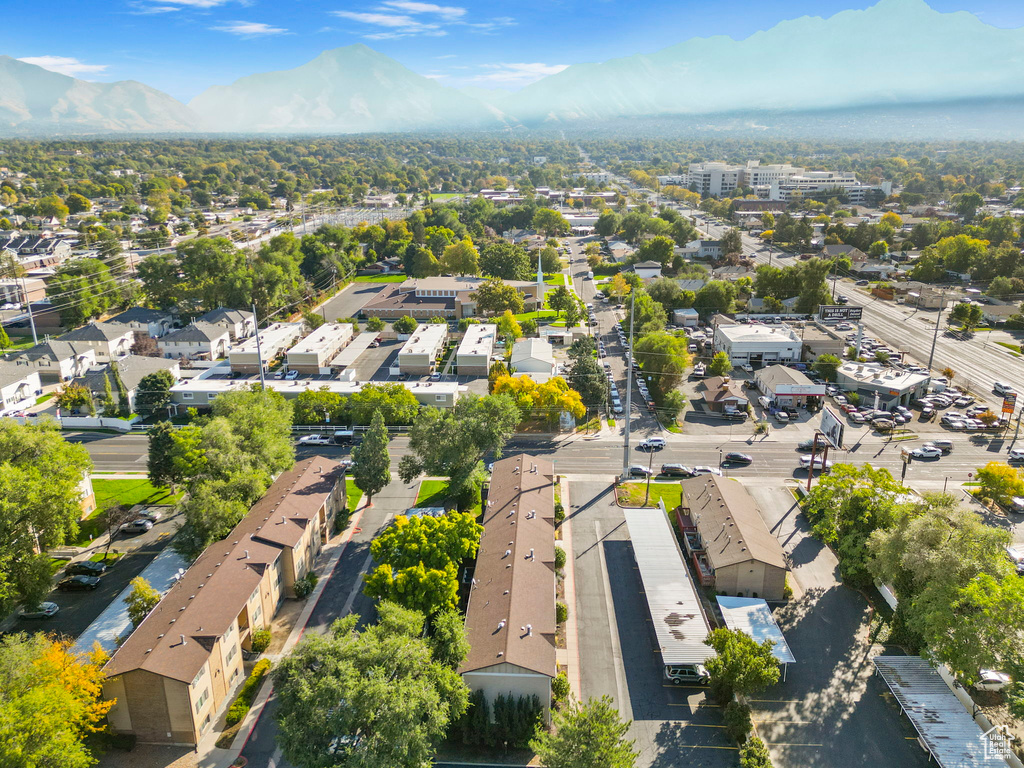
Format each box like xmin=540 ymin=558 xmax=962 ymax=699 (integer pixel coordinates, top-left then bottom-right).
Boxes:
xmin=838 ymin=362 xmax=928 ymax=389
xmin=457 ymin=324 xmax=497 ymax=358
xmin=231 ymin=322 xmax=304 ymax=354
xmin=286 ymin=323 xmax=352 ymax=355
xmin=331 ymin=331 xmax=379 ymax=369
xmin=716 ymin=325 xmax=800 ymax=344
xmin=170 ymin=374 xmax=460 ymax=399
xmin=399 ymin=324 xmax=448 ymax=356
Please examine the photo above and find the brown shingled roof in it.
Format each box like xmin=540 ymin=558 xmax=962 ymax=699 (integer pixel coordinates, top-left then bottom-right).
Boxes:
xmin=459 ymin=454 xmax=556 ymax=678
xmin=104 ymin=458 xmax=344 ymax=683
xmin=680 ymin=475 xmax=786 ymax=571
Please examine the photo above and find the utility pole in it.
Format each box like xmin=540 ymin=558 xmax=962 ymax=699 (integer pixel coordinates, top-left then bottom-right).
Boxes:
xmin=21 ymin=275 xmax=37 ymax=345
xmin=252 ymin=303 xmax=266 ymax=389
xmin=925 ymin=289 xmax=946 ymax=384
xmin=620 ymin=292 xmax=636 ymax=481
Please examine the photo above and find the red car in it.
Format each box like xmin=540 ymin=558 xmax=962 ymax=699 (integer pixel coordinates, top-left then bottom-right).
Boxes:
xmin=840 ymin=404 xmax=858 ymax=414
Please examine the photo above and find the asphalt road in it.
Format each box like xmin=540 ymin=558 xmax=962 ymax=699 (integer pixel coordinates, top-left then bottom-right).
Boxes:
xmin=320 ymin=281 xmax=385 ymax=323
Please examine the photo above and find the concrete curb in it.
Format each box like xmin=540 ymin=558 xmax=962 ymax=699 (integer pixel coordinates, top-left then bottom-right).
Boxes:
xmin=559 ymin=478 xmax=582 ymax=701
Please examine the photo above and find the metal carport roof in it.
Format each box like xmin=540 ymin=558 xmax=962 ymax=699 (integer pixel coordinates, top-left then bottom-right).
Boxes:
xmin=624 ymin=507 xmax=714 ymax=666
xmin=716 ymin=596 xmax=795 ymax=664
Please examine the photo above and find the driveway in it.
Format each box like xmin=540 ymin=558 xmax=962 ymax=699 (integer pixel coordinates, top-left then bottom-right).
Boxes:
xmin=568 ymin=478 xmax=736 ymax=768
xmin=320 ymin=282 xmax=385 ymax=323
xmin=744 ymin=481 xmax=930 ymax=768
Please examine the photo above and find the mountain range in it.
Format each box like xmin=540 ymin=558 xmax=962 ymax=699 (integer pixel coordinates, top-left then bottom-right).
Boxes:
xmin=3 ymin=0 xmax=1024 ymax=138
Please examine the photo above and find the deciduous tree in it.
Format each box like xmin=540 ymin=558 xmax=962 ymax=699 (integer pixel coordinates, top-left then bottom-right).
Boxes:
xmin=134 ymin=369 xmax=176 ymax=418
xmin=470 ymin=278 xmax=524 ymax=316
xmin=705 ymin=628 xmax=780 ymax=704
xmin=530 ymin=695 xmax=638 ymax=768
xmin=125 ymin=576 xmax=161 ymax=628
xmin=351 ymin=410 xmax=391 ymax=505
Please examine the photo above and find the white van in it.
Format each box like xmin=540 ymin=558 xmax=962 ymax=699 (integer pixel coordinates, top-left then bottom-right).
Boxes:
xmin=758 ymin=396 xmax=773 ymax=410
xmin=994 ymin=382 xmax=1015 ymax=395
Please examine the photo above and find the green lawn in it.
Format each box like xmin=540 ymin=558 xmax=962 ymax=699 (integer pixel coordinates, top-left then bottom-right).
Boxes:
xmin=416 ymin=479 xmax=449 ymax=507
xmin=35 ymin=393 xmax=54 ymax=405
xmin=544 ymin=274 xmax=565 ymax=286
xmin=354 ymin=274 xmax=406 ymax=283
xmin=429 ymin=193 xmax=464 ymax=201
xmin=996 ymin=341 xmax=1022 ymax=355
xmin=615 ymin=482 xmax=682 ymax=510
xmin=514 ymin=310 xmax=558 ymax=322
xmin=93 ymin=479 xmax=183 ymax=510
xmin=346 ymin=483 xmax=363 ymax=512
xmin=71 ymin=508 xmax=111 ymax=547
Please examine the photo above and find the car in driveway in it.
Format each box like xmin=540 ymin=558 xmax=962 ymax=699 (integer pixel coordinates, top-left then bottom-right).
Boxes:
xmin=298 ymin=434 xmax=333 ymax=445
xmin=66 ymin=560 xmax=107 ymax=577
xmin=134 ymin=509 xmax=162 ymax=523
xmin=661 ymin=464 xmax=696 ymax=477
xmin=629 ymin=465 xmax=653 ymax=477
xmin=20 ymin=602 xmax=59 ymax=620
xmin=119 ymin=519 xmax=153 ymax=535
xmin=723 ymin=452 xmax=753 ymax=465
xmin=638 ymin=437 xmax=666 ymax=451
xmin=911 ymin=445 xmax=943 ymax=459
xmin=58 ymin=575 xmax=101 ymax=591
xmin=975 ymin=669 xmax=1012 ymax=691
xmin=429 ymin=372 xmax=442 ymax=381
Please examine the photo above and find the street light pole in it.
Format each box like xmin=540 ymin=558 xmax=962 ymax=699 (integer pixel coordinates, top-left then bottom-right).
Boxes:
xmin=620 ymin=293 xmax=636 ymax=481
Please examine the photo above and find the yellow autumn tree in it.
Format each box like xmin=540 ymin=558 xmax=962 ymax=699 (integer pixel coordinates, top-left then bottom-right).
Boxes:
xmin=493 ymin=375 xmax=586 ymax=426
xmin=0 ymin=633 xmax=113 ymax=767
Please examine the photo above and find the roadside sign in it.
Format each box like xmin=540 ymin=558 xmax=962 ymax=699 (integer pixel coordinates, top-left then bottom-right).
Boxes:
xmin=819 ymin=305 xmax=864 ymax=321
xmin=969 ymin=472 xmax=974 ymax=479
xmin=820 ymin=407 xmax=845 ymax=448
xmin=1002 ymin=393 xmax=1017 ymax=415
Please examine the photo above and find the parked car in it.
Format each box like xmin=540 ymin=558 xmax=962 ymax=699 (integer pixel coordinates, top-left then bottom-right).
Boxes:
xmin=19 ymin=602 xmax=59 ymax=620
xmin=975 ymin=670 xmax=1012 ymax=691
xmin=285 ymin=370 xmax=300 ymax=380
xmin=773 ymin=411 xmax=790 ymax=423
xmin=299 ymin=434 xmax=333 ymax=445
xmin=120 ymin=519 xmax=153 ymax=535
xmin=871 ymin=418 xmax=895 ymax=431
xmin=1008 ymin=448 xmax=1024 ymax=462
xmin=910 ymin=445 xmax=942 ymax=459
xmin=840 ymin=403 xmax=858 ymax=414
xmin=638 ymin=437 xmax=666 ymax=451
xmin=692 ymin=466 xmax=723 ymax=476
xmin=629 ymin=465 xmax=653 ymax=477
xmin=661 ymin=464 xmax=696 ymax=477
xmin=66 ymin=560 xmax=107 ymax=577
xmin=429 ymin=372 xmax=442 ymax=381
xmin=920 ymin=405 xmax=934 ymax=418
xmin=723 ymin=452 xmax=753 ymax=465
xmin=135 ymin=509 xmax=162 ymax=523
xmin=58 ymin=575 xmax=101 ymax=591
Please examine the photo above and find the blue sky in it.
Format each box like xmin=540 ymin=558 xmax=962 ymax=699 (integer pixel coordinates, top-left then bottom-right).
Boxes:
xmin=4 ymin=0 xmax=1023 ymax=102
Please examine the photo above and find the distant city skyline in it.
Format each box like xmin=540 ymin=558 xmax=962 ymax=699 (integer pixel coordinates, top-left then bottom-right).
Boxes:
xmin=4 ymin=0 xmax=1022 ymax=101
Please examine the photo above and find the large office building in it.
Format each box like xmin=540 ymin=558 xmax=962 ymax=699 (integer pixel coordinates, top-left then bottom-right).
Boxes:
xmin=713 ymin=324 xmax=801 ymax=367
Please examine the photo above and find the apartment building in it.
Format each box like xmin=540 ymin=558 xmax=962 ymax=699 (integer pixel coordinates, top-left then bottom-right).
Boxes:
xmin=229 ymin=323 xmax=305 ymax=374
xmin=460 ymin=454 xmax=556 ymax=722
xmin=107 ymin=308 xmax=175 ymax=339
xmin=4 ymin=340 xmax=96 ymax=383
xmin=158 ymin=322 xmax=231 ymax=362
xmin=285 ymin=323 xmax=353 ymax=375
xmin=58 ymin=322 xmax=135 ymax=362
xmin=397 ymin=323 xmax=448 ymax=375
xmin=198 ymin=308 xmax=257 ymax=341
xmin=456 ymin=324 xmax=496 ymax=376
xmin=103 ymin=458 xmax=346 ymax=746
xmin=0 ymin=364 xmax=42 ymax=415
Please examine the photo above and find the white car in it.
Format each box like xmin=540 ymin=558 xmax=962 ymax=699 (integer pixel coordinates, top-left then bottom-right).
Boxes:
xmin=692 ymin=466 xmax=723 ymax=476
xmin=285 ymin=370 xmax=300 ymax=380
xmin=976 ymin=669 xmax=1012 ymax=691
xmin=299 ymin=434 xmax=333 ymax=445
xmin=1008 ymin=449 xmax=1024 ymax=463
xmin=910 ymin=446 xmax=942 ymax=459
xmin=799 ymin=455 xmax=834 ymax=470
xmin=638 ymin=437 xmax=666 ymax=451
xmin=20 ymin=601 xmax=59 ymax=620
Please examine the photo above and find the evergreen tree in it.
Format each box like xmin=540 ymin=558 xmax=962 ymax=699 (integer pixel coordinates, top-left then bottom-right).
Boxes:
xmin=147 ymin=421 xmax=178 ymax=490
xmin=351 ymin=409 xmax=391 ymax=505
xmin=111 ymin=362 xmax=131 ymax=418
xmin=100 ymin=374 xmax=116 ymax=417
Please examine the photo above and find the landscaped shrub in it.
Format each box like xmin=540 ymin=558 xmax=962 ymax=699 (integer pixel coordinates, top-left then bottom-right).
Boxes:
xmin=551 ymin=672 xmax=570 ymax=706
xmin=225 ymin=659 xmax=272 ymax=726
xmin=724 ymin=700 xmax=753 ymax=744
xmin=250 ymin=628 xmax=271 ymax=654
xmin=739 ymin=736 xmax=774 ymax=767
xmin=294 ymin=572 xmax=318 ymax=599
xmin=554 ymin=502 xmax=565 ymax=525
xmin=556 ymin=601 xmax=568 ymax=624
xmin=554 ymin=546 xmax=566 ymax=571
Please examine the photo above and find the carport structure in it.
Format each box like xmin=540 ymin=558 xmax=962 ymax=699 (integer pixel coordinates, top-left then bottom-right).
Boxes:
xmin=873 ymin=656 xmax=1009 ymax=767
xmin=716 ymin=596 xmax=795 ymax=681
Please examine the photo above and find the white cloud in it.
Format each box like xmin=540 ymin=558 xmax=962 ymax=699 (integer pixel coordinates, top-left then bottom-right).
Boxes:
xmin=471 ymin=62 xmax=569 ymax=86
xmin=17 ymin=56 xmax=109 ymax=77
xmin=212 ymin=20 xmax=288 ymax=36
xmin=380 ymin=1 xmax=465 ymax=20
xmin=467 ymin=16 xmax=515 ymax=34
xmin=154 ymin=0 xmax=234 ymax=6
xmin=332 ymin=10 xmax=443 ymax=38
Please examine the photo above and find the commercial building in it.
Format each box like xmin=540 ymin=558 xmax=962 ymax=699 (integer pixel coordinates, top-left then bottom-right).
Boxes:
xmin=510 ymin=338 xmax=556 ymax=380
xmin=169 ymin=368 xmax=462 ymax=411
xmin=684 ymin=163 xmax=742 ymax=197
xmin=766 ymin=173 xmax=892 ymax=205
xmin=103 ymin=458 xmax=346 ymax=746
xmin=800 ymin=325 xmax=846 ymax=360
xmin=460 ymin=454 xmax=556 ymax=722
xmin=673 ymin=308 xmax=700 ymax=327
xmin=4 ymin=340 xmax=96 ymax=383
xmin=679 ymin=476 xmax=787 ymax=600
xmin=713 ymin=324 xmax=801 ymax=367
xmin=361 ymin=277 xmax=542 ymax=321
xmin=0 ymin=364 xmax=42 ymax=415
xmin=58 ymin=322 xmax=135 ymax=362
xmin=754 ymin=364 xmax=825 ymax=408
xmin=698 ymin=376 xmax=748 ymax=414
xmin=229 ymin=323 xmax=305 ymax=374
xmin=456 ymin=324 xmax=496 ymax=376
xmin=397 ymin=323 xmax=448 ymax=375
xmin=158 ymin=322 xmax=231 ymax=362
xmin=740 ymin=160 xmax=804 ymax=188
xmin=835 ymin=362 xmax=929 ymax=409
xmin=285 ymin=323 xmax=353 ymax=375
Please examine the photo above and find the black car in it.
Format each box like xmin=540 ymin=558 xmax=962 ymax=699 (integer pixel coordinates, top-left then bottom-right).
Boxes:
xmin=723 ymin=452 xmax=753 ymax=465
xmin=65 ymin=560 xmax=107 ymax=577
xmin=57 ymin=575 xmax=101 ymax=591
xmin=661 ymin=464 xmax=696 ymax=477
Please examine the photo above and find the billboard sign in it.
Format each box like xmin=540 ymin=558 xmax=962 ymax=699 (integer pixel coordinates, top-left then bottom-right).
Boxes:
xmin=1003 ymin=393 xmax=1017 ymax=415
xmin=820 ymin=407 xmax=845 ymax=448
xmin=819 ymin=305 xmax=864 ymax=322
